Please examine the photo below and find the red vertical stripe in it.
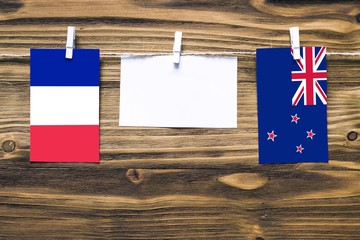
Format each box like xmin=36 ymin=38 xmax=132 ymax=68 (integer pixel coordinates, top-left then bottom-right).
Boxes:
xmin=30 ymin=125 xmax=99 ymax=163
xmin=305 ymin=47 xmax=314 ymax=105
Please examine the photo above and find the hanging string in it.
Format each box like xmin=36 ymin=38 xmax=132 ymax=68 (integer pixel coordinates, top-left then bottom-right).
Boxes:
xmin=104 ymin=51 xmax=257 ymax=57
xmin=0 ymin=51 xmax=359 ymax=58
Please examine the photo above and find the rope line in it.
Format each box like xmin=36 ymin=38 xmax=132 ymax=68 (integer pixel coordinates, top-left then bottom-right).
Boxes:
xmin=0 ymin=51 xmax=359 ymax=58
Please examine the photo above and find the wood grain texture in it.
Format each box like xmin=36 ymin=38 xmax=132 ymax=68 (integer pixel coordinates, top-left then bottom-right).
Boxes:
xmin=0 ymin=0 xmax=359 ymax=239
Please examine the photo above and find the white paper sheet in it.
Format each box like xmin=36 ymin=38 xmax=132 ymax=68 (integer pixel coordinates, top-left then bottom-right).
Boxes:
xmin=119 ymin=55 xmax=237 ymax=128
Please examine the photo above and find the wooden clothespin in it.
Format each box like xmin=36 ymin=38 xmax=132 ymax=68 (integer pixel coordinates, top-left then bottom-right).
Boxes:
xmin=290 ymin=27 xmax=300 ymax=60
xmin=173 ymin=31 xmax=182 ymax=64
xmin=66 ymin=26 xmax=76 ymax=59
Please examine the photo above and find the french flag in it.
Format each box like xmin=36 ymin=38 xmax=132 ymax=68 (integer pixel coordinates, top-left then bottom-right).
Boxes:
xmin=30 ymin=49 xmax=100 ymax=163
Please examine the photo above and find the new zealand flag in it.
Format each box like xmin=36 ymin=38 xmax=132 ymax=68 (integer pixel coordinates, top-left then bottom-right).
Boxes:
xmin=256 ymin=47 xmax=328 ymax=164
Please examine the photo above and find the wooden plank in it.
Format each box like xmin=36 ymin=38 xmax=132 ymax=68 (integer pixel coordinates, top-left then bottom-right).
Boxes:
xmin=0 ymin=0 xmax=359 ymax=239
xmin=0 ymin=1 xmax=358 ymax=54
xmin=0 ymin=166 xmax=360 ymax=239
xmin=0 ymin=56 xmax=358 ymax=167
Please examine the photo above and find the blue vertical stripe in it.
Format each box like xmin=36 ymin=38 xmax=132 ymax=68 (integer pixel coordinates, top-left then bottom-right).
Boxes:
xmin=30 ymin=49 xmax=100 ymax=86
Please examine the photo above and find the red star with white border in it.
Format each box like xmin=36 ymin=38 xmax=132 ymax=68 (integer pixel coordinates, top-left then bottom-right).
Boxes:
xmin=296 ymin=144 xmax=304 ymax=154
xmin=267 ymin=130 xmax=277 ymax=142
xmin=291 ymin=113 xmax=300 ymax=124
xmin=306 ymin=129 xmax=315 ymax=140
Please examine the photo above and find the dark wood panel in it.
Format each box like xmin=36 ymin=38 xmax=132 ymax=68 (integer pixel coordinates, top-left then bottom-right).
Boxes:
xmin=0 ymin=0 xmax=359 ymax=239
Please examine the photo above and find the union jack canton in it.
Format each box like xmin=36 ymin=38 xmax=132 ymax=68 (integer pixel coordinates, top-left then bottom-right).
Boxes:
xmin=291 ymin=47 xmax=327 ymax=106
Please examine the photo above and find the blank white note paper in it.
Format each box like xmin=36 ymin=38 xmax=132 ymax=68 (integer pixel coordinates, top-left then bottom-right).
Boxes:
xmin=119 ymin=56 xmax=237 ymax=128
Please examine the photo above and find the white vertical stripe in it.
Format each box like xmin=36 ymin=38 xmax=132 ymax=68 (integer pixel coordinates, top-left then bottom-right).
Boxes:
xmin=31 ymin=86 xmax=99 ymax=125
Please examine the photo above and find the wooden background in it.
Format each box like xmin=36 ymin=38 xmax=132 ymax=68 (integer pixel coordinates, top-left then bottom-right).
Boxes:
xmin=0 ymin=0 xmax=359 ymax=239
